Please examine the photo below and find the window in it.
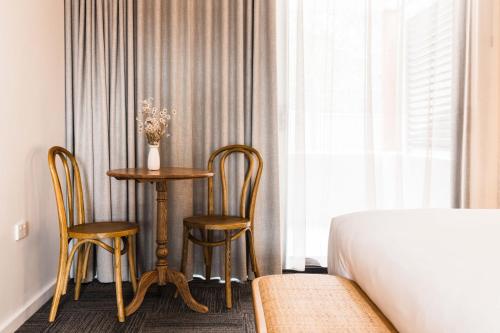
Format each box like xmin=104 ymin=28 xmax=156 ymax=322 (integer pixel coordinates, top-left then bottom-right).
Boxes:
xmin=278 ymin=0 xmax=464 ymax=270
xmin=405 ymin=0 xmax=456 ymax=152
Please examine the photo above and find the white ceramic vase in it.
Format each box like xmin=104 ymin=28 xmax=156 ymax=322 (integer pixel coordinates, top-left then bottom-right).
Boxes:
xmin=147 ymin=144 xmax=160 ymax=170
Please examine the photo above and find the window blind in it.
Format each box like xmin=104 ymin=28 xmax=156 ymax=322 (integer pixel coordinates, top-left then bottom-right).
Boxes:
xmin=405 ymin=0 xmax=455 ymax=151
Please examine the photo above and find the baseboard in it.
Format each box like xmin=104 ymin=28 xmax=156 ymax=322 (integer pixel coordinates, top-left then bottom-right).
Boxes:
xmin=0 ymin=279 xmax=56 ymax=333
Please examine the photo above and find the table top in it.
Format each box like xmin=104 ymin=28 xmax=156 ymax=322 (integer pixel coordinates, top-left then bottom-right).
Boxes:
xmin=107 ymin=167 xmax=214 ymax=182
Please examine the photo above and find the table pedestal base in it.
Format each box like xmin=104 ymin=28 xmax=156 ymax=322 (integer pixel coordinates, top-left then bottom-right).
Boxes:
xmin=100 ymin=180 xmax=212 ymax=318
xmin=125 ymin=267 xmax=209 ymax=316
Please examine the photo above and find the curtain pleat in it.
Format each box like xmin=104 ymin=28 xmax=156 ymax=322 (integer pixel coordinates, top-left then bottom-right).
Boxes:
xmin=65 ymin=0 xmax=280 ymax=282
xmin=249 ymin=0 xmax=282 ymax=278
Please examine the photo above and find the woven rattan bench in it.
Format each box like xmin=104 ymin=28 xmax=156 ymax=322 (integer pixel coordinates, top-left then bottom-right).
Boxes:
xmin=252 ymin=274 xmax=397 ymax=333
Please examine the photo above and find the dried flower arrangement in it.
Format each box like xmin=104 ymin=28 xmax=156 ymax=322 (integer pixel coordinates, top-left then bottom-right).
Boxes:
xmin=136 ymin=98 xmax=176 ymax=145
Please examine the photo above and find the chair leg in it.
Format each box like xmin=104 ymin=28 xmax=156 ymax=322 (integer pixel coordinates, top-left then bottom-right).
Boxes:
xmin=247 ymin=229 xmax=261 ymax=278
xmin=127 ymin=235 xmax=138 ymax=294
xmin=245 ymin=230 xmax=251 ymax=278
xmin=61 ymin=242 xmax=72 ymax=296
xmin=224 ymin=230 xmax=232 ymax=309
xmin=74 ymin=246 xmax=85 ymax=300
xmin=49 ymin=241 xmax=68 ymax=322
xmin=200 ymin=229 xmax=213 ymax=281
xmin=181 ymin=225 xmax=190 ymax=276
xmin=175 ymin=225 xmax=190 ymax=298
xmin=62 ymin=275 xmax=68 ymax=296
xmin=62 ymin=240 xmax=78 ymax=296
xmin=113 ymin=237 xmax=125 ymax=322
xmin=62 ymin=240 xmax=82 ymax=296
xmin=205 ymin=230 xmax=213 ymax=281
xmin=81 ymin=243 xmax=92 ymax=282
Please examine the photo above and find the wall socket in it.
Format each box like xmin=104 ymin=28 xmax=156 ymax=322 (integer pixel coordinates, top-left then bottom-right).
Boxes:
xmin=14 ymin=220 xmax=29 ymax=241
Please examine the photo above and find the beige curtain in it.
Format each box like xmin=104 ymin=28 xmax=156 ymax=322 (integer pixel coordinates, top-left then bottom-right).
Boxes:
xmin=65 ymin=0 xmax=136 ymax=281
xmin=65 ymin=0 xmax=280 ymax=282
xmin=459 ymin=0 xmax=500 ymax=208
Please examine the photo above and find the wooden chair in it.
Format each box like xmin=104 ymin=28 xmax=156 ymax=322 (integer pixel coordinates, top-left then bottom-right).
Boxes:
xmin=48 ymin=146 xmax=138 ymax=322
xmin=180 ymin=144 xmax=263 ymax=309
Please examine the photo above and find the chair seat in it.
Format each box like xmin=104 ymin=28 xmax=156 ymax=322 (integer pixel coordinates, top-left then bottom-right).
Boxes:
xmin=184 ymin=215 xmax=250 ymax=230
xmin=68 ymin=222 xmax=139 ymax=239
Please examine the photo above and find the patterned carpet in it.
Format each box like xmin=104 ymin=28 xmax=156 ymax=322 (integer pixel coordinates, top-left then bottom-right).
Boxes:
xmin=18 ymin=279 xmax=256 ymax=332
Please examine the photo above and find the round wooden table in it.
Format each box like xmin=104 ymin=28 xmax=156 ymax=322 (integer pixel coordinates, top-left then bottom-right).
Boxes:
xmin=107 ymin=167 xmax=214 ymax=317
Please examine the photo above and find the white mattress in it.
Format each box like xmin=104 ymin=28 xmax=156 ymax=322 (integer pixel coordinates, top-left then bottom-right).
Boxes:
xmin=328 ymin=209 xmax=500 ymax=333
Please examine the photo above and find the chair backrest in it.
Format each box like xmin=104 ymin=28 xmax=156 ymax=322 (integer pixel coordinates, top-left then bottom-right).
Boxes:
xmin=48 ymin=146 xmax=86 ymax=236
xmin=207 ymin=144 xmax=263 ymax=224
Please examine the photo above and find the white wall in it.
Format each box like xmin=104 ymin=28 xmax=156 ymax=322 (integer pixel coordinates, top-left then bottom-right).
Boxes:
xmin=0 ymin=0 xmax=65 ymax=331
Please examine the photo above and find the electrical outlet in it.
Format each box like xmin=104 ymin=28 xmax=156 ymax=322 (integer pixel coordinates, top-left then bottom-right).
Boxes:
xmin=14 ymin=220 xmax=29 ymax=241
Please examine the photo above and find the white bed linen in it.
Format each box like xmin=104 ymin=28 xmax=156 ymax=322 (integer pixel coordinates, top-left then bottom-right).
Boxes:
xmin=328 ymin=209 xmax=500 ymax=333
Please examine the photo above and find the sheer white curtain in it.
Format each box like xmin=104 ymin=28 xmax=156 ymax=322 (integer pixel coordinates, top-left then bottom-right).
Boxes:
xmin=278 ymin=0 xmax=465 ymax=270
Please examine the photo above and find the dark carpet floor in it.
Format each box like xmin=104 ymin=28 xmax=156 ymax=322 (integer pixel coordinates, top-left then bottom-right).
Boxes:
xmin=17 ymin=279 xmax=256 ymax=333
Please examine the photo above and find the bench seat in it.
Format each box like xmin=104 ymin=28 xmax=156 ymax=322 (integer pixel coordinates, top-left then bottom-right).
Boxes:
xmin=252 ymin=274 xmax=396 ymax=333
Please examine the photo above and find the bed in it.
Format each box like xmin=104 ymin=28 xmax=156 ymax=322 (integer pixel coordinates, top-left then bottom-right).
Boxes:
xmin=327 ymin=209 xmax=500 ymax=333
